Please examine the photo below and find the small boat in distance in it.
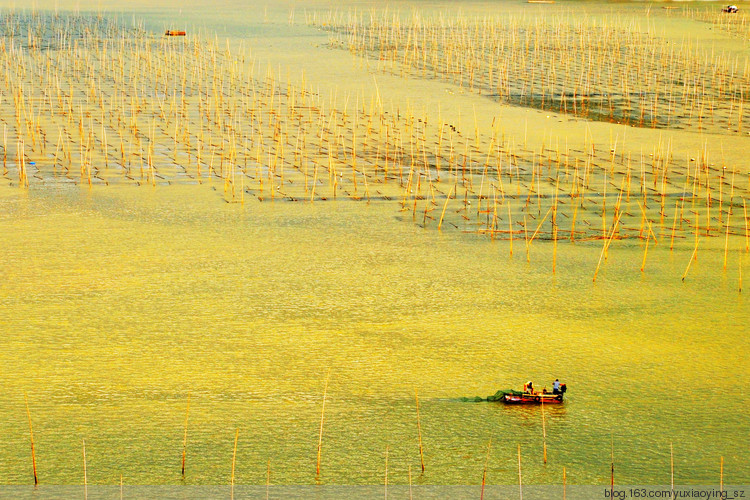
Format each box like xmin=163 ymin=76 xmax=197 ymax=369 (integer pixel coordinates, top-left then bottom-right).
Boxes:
xmin=165 ymin=30 xmax=186 ymax=36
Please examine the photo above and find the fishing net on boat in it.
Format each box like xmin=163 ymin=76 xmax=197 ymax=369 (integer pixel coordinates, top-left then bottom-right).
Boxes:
xmin=460 ymin=389 xmax=524 ymax=402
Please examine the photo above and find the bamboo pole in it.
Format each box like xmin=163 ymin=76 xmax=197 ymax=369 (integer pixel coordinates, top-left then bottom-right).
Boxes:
xmin=724 ymin=210 xmax=731 ymax=270
xmin=384 ymin=445 xmax=389 ymax=500
xmin=408 ymin=464 xmax=413 ymax=500
xmin=316 ymin=370 xmax=331 ymax=478
xmin=508 ymin=203 xmax=514 ymax=257
xmin=437 ymin=186 xmax=454 ymax=230
xmin=610 ymin=437 xmax=615 ymax=496
xmin=24 ymin=393 xmax=38 ymax=486
xmin=476 ymin=438 xmax=490 ymax=500
xmin=526 ymin=206 xmax=553 ymax=262
xmin=593 ymin=211 xmax=624 ymax=282
xmin=517 ymin=443 xmax=523 ymax=500
xmin=682 ymin=243 xmax=699 ymax=282
xmin=267 ymin=459 xmax=271 ymax=500
xmin=541 ymin=396 xmax=547 ymax=464
xmin=410 ymin=388 xmax=426 ymax=476
xmin=83 ymin=438 xmax=88 ymax=500
xmin=231 ymin=428 xmax=239 ymax=498
xmin=670 ymin=442 xmax=674 ymax=496
xmin=744 ymin=199 xmax=749 ymax=252
xmin=181 ymin=394 xmax=190 ymax=479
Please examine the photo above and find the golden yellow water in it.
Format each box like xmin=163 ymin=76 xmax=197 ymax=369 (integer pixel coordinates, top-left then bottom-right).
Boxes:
xmin=0 ymin=0 xmax=748 ymax=487
xmin=1 ymin=180 xmax=747 ymax=485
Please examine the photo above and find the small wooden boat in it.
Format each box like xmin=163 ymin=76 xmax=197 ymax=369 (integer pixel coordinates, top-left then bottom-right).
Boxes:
xmin=502 ymin=382 xmax=567 ymax=404
xmin=165 ymin=30 xmax=186 ymax=37
xmin=503 ymin=391 xmax=564 ymax=404
xmin=461 ymin=383 xmax=567 ymax=404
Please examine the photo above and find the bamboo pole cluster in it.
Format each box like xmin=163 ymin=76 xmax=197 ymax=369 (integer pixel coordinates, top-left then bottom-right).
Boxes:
xmin=680 ymin=6 xmax=750 ymax=40
xmin=309 ymin=9 xmax=750 ymax=136
xmin=1 ymin=11 xmax=748 ymax=282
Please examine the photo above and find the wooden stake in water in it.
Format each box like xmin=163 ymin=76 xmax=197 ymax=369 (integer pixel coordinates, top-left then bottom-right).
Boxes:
xmin=724 ymin=210 xmax=731 ymax=270
xmin=438 ymin=186 xmax=454 ymax=230
xmin=24 ymin=393 xmax=38 ymax=485
xmin=641 ymin=228 xmax=651 ymax=273
xmin=593 ymin=211 xmax=624 ymax=282
xmin=231 ymin=428 xmax=239 ymax=498
xmin=481 ymin=438 xmax=492 ymax=500
xmin=517 ymin=444 xmax=523 ymax=500
xmin=563 ymin=466 xmax=567 ymax=500
xmin=409 ymin=463 xmax=414 ymax=500
xmin=541 ymin=396 xmax=547 ymax=464
xmin=316 ymin=370 xmax=331 ymax=478
xmin=384 ymin=445 xmax=389 ymax=500
xmin=720 ymin=456 xmax=724 ymax=494
xmin=181 ymin=394 xmax=190 ymax=479
xmin=83 ymin=438 xmax=88 ymax=500
xmin=670 ymin=442 xmax=674 ymax=496
xmin=682 ymin=244 xmax=699 ymax=282
xmin=610 ymin=436 xmax=615 ymax=496
xmin=415 ymin=389 xmax=425 ymax=473
xmin=508 ymin=203 xmax=514 ymax=257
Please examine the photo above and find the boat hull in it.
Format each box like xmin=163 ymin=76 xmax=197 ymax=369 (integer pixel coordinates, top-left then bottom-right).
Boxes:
xmin=503 ymin=393 xmax=564 ymax=404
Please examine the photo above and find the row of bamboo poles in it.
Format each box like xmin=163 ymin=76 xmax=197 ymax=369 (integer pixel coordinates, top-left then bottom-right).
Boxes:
xmin=679 ymin=6 xmax=750 ymax=40
xmin=309 ymin=9 xmax=750 ymax=136
xmin=21 ymin=388 xmax=734 ymax=493
xmin=0 ymin=11 xmax=748 ymax=284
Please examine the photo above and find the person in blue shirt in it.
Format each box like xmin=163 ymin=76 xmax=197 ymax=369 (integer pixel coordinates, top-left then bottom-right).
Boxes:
xmin=552 ymin=379 xmax=561 ymax=395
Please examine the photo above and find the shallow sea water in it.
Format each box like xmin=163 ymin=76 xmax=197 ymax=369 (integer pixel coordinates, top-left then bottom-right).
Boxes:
xmin=0 ymin=0 xmax=748 ymax=488
xmin=0 ymin=181 xmax=747 ymax=486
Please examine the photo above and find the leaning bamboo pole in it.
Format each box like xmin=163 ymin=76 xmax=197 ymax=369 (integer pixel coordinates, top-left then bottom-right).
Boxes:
xmin=437 ymin=186 xmax=454 ymax=230
xmin=231 ymin=428 xmax=239 ymax=497
xmin=24 ymin=394 xmax=38 ymax=485
xmin=316 ymin=370 xmax=331 ymax=478
xmin=593 ymin=211 xmax=624 ymax=282
xmin=682 ymin=242 xmax=699 ymax=282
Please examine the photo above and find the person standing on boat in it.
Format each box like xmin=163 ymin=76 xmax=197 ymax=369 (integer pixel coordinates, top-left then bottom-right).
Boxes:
xmin=524 ymin=381 xmax=534 ymax=394
xmin=552 ymin=379 xmax=561 ymax=395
